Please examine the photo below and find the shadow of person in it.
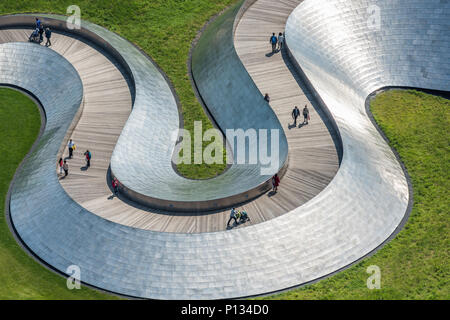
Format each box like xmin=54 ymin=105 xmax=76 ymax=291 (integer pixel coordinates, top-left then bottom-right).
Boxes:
xmin=80 ymin=166 xmax=88 ymax=171
xmin=298 ymin=123 xmax=306 ymax=129
xmin=265 ymin=51 xmax=276 ymax=58
xmin=59 ymin=175 xmax=67 ymax=180
xmin=237 ymin=218 xmax=250 ymax=226
xmin=107 ymin=194 xmax=115 ymax=200
xmin=288 ymin=123 xmax=297 ymax=130
xmin=267 ymin=190 xmax=277 ymax=197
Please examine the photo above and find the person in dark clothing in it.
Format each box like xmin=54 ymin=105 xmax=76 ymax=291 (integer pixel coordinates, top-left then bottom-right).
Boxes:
xmin=238 ymin=210 xmax=250 ymax=223
xmin=264 ymin=93 xmax=270 ymax=103
xmin=227 ymin=208 xmax=238 ymax=228
xmin=272 ymin=173 xmax=280 ymax=192
xmin=38 ymin=23 xmax=44 ymax=43
xmin=303 ymin=105 xmax=310 ymax=125
xmin=84 ymin=150 xmax=92 ymax=168
xmin=112 ymin=178 xmax=119 ymax=195
xmin=45 ymin=27 xmax=52 ymax=47
xmin=269 ymin=33 xmax=278 ymax=53
xmin=292 ymin=106 xmax=300 ymax=126
xmin=63 ymin=160 xmax=69 ymax=177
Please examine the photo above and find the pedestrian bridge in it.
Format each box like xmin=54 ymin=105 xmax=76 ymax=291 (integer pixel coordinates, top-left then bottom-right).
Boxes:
xmin=2 ymin=0 xmax=448 ymax=299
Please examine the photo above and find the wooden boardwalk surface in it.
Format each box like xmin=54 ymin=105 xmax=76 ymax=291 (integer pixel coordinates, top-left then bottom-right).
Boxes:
xmin=234 ymin=0 xmax=340 ymax=211
xmin=1 ymin=4 xmax=339 ymax=233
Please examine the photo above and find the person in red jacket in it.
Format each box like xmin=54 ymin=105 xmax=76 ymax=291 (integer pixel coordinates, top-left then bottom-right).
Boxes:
xmin=84 ymin=150 xmax=91 ymax=168
xmin=112 ymin=178 xmax=119 ymax=196
xmin=58 ymin=157 xmax=63 ymax=175
xmin=272 ymin=173 xmax=280 ymax=193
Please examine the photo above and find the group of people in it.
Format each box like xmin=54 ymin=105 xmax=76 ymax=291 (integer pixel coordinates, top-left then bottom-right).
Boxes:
xmin=58 ymin=139 xmax=92 ymax=177
xmin=292 ymin=105 xmax=310 ymax=126
xmin=29 ymin=17 xmax=52 ymax=47
xmin=269 ymin=32 xmax=285 ymax=53
xmin=60 ymin=139 xmax=121 ymax=196
xmin=225 ymin=173 xmax=280 ymax=229
xmin=227 ymin=208 xmax=250 ymax=228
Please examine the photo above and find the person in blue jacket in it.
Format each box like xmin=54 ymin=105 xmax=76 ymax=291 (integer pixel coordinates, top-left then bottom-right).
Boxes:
xmin=269 ymin=33 xmax=278 ymax=53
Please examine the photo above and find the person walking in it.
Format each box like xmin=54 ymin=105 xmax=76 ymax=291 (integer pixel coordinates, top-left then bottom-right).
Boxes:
xmin=277 ymin=32 xmax=284 ymax=51
xmin=63 ymin=160 xmax=69 ymax=177
xmin=264 ymin=93 xmax=270 ymax=103
xmin=67 ymin=139 xmax=75 ymax=159
xmin=45 ymin=27 xmax=52 ymax=47
xmin=112 ymin=178 xmax=119 ymax=195
xmin=292 ymin=106 xmax=300 ymax=126
xmin=269 ymin=33 xmax=278 ymax=53
xmin=227 ymin=208 xmax=238 ymax=228
xmin=38 ymin=23 xmax=44 ymax=43
xmin=84 ymin=150 xmax=92 ymax=168
xmin=303 ymin=105 xmax=310 ymax=125
xmin=35 ymin=18 xmax=41 ymax=30
xmin=272 ymin=173 xmax=280 ymax=193
xmin=58 ymin=157 xmax=64 ymax=175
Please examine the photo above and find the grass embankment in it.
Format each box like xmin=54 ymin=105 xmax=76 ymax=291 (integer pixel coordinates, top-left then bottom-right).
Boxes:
xmin=0 ymin=88 xmax=116 ymax=299
xmin=0 ymin=0 xmax=239 ymax=179
xmin=264 ymin=89 xmax=449 ymax=300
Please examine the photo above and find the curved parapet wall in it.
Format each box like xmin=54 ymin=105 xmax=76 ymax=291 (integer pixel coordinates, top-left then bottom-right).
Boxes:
xmin=4 ymin=0 xmax=448 ymax=299
xmin=282 ymin=0 xmax=449 ymax=285
xmin=190 ymin=1 xmax=289 ymax=207
xmin=1 ymin=13 xmax=287 ymax=212
xmin=113 ymin=0 xmax=288 ymax=211
xmin=0 ymin=14 xmax=135 ymax=100
xmin=0 ymin=44 xmax=83 ymax=180
xmin=112 ymin=0 xmax=288 ymax=211
xmin=286 ymin=0 xmax=450 ymax=101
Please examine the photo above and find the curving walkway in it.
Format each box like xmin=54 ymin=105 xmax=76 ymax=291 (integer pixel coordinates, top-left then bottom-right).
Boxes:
xmin=234 ymin=0 xmax=340 ymax=203
xmin=0 ymin=17 xmax=338 ymax=233
xmin=3 ymin=0 xmax=446 ymax=299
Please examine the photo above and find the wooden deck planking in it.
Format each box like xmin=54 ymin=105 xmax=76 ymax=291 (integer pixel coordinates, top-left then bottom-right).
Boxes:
xmin=233 ymin=0 xmax=340 ymax=210
xmin=1 ymin=4 xmax=339 ymax=234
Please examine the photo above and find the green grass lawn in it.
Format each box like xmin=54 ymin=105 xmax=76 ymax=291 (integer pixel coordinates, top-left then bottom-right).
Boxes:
xmin=1 ymin=3 xmax=448 ymax=300
xmin=0 ymin=0 xmax=238 ymax=179
xmin=0 ymin=88 xmax=116 ymax=299
xmin=263 ymin=89 xmax=449 ymax=300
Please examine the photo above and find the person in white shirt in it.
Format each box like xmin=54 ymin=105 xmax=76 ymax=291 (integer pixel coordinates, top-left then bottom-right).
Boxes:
xmin=63 ymin=160 xmax=69 ymax=177
xmin=278 ymin=32 xmax=284 ymax=51
xmin=68 ymin=139 xmax=75 ymax=159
